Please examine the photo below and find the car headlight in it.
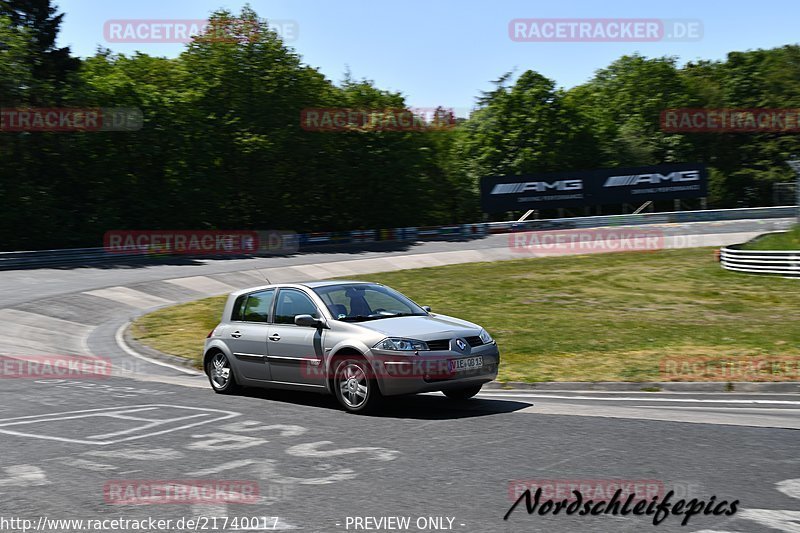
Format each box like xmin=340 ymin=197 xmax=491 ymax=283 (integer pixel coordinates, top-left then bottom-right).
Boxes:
xmin=374 ymin=338 xmax=429 ymax=351
xmin=479 ymin=328 xmax=494 ymax=345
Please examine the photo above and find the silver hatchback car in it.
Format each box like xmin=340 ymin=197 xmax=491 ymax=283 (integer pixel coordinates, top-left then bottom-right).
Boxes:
xmin=203 ymin=281 xmax=500 ymax=413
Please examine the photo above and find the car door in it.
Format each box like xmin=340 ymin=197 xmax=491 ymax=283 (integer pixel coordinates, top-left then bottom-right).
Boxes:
xmin=226 ymin=289 xmax=274 ymax=381
xmin=267 ymin=288 xmax=326 ymax=387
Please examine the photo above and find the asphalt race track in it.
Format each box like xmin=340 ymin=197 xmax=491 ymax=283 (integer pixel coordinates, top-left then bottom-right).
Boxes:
xmin=0 ymin=218 xmax=798 ymax=533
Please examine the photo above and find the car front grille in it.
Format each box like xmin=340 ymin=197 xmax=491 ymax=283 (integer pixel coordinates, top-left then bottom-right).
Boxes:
xmin=426 ymin=339 xmax=451 ymax=351
xmin=465 ymin=336 xmax=484 ymax=347
xmin=426 ymin=336 xmax=484 ymax=351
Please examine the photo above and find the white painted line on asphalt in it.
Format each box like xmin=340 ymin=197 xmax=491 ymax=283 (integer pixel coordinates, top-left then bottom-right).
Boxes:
xmin=115 ymin=321 xmax=202 ymax=376
xmin=479 ymin=393 xmax=800 ymax=406
xmin=85 ymin=287 xmax=173 ymax=309
xmin=485 ymin=389 xmax=800 ymax=396
xmin=632 ymin=406 xmax=800 ymax=411
xmin=0 ymin=465 xmax=49 ymax=487
xmin=84 ymin=447 xmax=185 ymax=461
xmin=0 ymin=405 xmax=240 ymax=445
xmin=518 ymin=402 xmax=800 ymax=429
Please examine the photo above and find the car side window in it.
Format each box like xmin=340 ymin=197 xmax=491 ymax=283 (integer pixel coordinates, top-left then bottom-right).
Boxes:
xmin=274 ymin=289 xmax=319 ymax=325
xmin=231 ymin=294 xmax=248 ymax=321
xmin=233 ymin=289 xmax=275 ymax=323
xmin=318 ymin=289 xmax=351 ymax=318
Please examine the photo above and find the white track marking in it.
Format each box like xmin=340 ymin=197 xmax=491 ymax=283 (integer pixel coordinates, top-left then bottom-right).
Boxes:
xmin=187 ymin=458 xmax=357 ymax=485
xmin=0 ymin=405 xmax=239 ymax=445
xmin=286 ymin=441 xmax=399 ymax=461
xmin=633 ymin=406 xmax=800 ymax=412
xmin=0 ymin=465 xmax=49 ymax=487
xmin=737 ymin=509 xmax=800 ymax=532
xmin=84 ymin=448 xmax=184 ymax=461
xmin=87 ymin=413 xmax=210 ymax=440
xmin=187 ymin=432 xmax=268 ymax=451
xmin=220 ymin=421 xmax=307 ymax=436
xmin=62 ymin=459 xmax=117 ymax=472
xmin=480 ymin=393 xmax=800 ymax=405
xmin=115 ymin=322 xmax=201 ymax=376
xmin=778 ymin=479 xmax=800 ymax=500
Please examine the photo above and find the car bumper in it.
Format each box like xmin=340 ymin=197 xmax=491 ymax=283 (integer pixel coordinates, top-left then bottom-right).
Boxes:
xmin=371 ymin=343 xmax=500 ymax=396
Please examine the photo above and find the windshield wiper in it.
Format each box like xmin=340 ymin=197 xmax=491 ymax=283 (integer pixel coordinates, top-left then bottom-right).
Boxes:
xmin=339 ymin=312 xmax=426 ymax=322
xmin=339 ymin=315 xmax=383 ymax=322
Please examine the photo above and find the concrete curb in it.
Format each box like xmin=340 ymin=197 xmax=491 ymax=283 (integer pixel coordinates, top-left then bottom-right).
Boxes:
xmin=484 ymin=381 xmax=800 ymax=393
xmin=122 ymin=325 xmax=203 ymax=374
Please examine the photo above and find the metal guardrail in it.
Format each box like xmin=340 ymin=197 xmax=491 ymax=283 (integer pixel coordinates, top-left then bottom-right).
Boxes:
xmin=720 ymin=239 xmax=800 ymax=277
xmin=0 ymin=206 xmax=796 ymax=271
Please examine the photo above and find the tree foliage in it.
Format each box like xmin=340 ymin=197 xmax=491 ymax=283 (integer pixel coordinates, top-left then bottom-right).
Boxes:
xmin=1 ymin=2 xmax=798 ymax=249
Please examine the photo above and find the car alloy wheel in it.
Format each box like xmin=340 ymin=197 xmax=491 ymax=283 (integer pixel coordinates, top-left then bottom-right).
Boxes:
xmin=207 ymin=352 xmax=239 ymax=394
xmin=334 ymin=358 xmax=381 ymax=413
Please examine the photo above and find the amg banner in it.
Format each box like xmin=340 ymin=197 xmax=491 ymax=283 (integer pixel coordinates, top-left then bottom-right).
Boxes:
xmin=480 ymin=163 xmax=707 ymax=212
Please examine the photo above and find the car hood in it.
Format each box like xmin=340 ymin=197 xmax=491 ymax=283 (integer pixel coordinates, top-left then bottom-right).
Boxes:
xmin=353 ymin=314 xmax=481 ymax=339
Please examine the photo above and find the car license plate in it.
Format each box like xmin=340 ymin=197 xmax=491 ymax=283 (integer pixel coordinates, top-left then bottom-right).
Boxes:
xmin=449 ymin=356 xmax=483 ymax=372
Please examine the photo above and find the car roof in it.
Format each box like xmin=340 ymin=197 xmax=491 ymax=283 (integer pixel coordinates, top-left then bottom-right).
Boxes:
xmin=229 ymin=280 xmax=373 ymax=297
xmin=302 ymin=280 xmax=372 ymax=288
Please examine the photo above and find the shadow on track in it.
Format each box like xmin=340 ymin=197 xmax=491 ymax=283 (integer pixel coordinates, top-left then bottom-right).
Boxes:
xmin=238 ymin=388 xmax=530 ymax=420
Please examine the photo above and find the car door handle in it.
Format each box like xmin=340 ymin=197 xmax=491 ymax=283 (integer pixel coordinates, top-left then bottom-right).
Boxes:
xmin=269 ymin=334 xmax=281 ymax=341
xmin=230 ymin=331 xmax=242 ymax=338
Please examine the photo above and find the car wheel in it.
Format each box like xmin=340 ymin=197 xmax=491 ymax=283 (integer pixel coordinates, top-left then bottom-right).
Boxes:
xmin=333 ymin=358 xmax=382 ymax=414
xmin=206 ymin=351 xmax=240 ymax=394
xmin=443 ymin=384 xmax=482 ymax=400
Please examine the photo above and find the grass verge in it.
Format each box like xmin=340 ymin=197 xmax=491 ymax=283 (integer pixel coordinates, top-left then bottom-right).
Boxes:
xmin=741 ymin=224 xmax=800 ymax=250
xmin=131 ymin=247 xmax=800 ymax=382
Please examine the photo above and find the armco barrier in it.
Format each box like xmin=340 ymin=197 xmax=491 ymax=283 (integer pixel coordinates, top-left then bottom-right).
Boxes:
xmin=0 ymin=206 xmax=794 ymax=270
xmin=720 ymin=241 xmax=800 ymax=277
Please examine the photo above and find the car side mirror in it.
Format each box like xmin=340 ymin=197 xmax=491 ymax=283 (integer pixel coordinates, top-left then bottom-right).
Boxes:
xmin=422 ymin=306 xmax=432 ymax=313
xmin=295 ymin=314 xmax=326 ymax=328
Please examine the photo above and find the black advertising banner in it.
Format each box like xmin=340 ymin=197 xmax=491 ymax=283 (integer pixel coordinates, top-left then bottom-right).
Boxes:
xmin=480 ymin=163 xmax=708 ymax=213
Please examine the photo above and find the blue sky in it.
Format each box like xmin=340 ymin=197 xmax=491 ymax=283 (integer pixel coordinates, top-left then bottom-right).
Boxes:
xmin=55 ymin=0 xmax=799 ymax=114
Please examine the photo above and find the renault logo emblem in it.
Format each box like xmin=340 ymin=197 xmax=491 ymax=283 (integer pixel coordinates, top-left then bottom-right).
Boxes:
xmin=455 ymin=339 xmax=467 ymax=351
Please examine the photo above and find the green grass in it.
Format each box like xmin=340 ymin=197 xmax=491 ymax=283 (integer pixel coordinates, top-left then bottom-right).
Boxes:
xmin=741 ymin=224 xmax=800 ymax=250
xmin=131 ymin=295 xmax=226 ymax=367
xmin=131 ymin=247 xmax=800 ymax=382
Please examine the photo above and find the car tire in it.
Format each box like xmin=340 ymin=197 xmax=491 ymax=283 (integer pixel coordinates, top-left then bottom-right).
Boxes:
xmin=333 ymin=358 xmax=382 ymax=414
xmin=206 ymin=351 xmax=240 ymax=394
xmin=443 ymin=384 xmax=482 ymax=400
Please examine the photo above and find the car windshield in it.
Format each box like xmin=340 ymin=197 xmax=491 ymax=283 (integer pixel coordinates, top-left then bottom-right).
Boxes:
xmin=312 ymin=284 xmax=427 ymax=322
